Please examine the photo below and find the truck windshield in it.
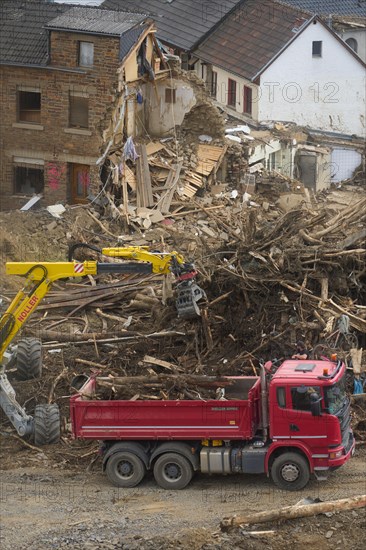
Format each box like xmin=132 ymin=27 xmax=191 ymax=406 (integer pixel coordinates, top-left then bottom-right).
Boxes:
xmin=324 ymin=375 xmax=347 ymax=414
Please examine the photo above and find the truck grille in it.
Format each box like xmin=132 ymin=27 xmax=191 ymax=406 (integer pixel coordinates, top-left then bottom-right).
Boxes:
xmin=338 ymin=400 xmax=351 ymax=449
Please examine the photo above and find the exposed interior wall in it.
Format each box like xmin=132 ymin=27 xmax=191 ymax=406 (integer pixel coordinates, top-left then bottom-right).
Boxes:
xmin=144 ymin=79 xmax=197 ymax=136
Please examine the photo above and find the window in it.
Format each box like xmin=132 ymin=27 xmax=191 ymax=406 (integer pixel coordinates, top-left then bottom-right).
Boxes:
xmin=291 ymin=386 xmax=321 ymax=411
xmin=79 ymin=42 xmax=94 ymax=67
xmin=165 ymin=88 xmax=176 ymax=103
xmin=227 ymin=78 xmax=236 ymax=107
xmin=346 ymin=38 xmax=358 ymax=53
xmin=211 ymin=71 xmax=217 ymax=98
xmin=312 ymin=41 xmax=322 ymax=57
xmin=243 ymin=85 xmax=252 ymax=115
xmin=14 ymin=162 xmax=44 ymax=194
xmin=17 ymin=90 xmax=41 ymax=123
xmin=69 ymin=93 xmax=89 ymax=128
xmin=277 ymin=387 xmax=286 ymax=409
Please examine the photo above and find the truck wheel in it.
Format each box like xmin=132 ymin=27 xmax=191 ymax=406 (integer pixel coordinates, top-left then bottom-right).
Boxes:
xmin=34 ymin=404 xmax=60 ymax=446
xmin=271 ymin=452 xmax=310 ymax=491
xmin=106 ymin=452 xmax=146 ymax=488
xmin=153 ymin=453 xmax=193 ymax=490
xmin=17 ymin=338 xmax=42 ymax=380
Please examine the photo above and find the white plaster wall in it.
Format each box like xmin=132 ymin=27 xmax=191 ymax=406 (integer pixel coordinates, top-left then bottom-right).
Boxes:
xmin=258 ymin=21 xmax=366 ymax=137
xmin=144 ymin=79 xmax=196 ymax=135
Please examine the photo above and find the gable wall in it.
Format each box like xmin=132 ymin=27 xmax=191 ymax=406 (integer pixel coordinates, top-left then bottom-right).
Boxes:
xmin=258 ymin=20 xmax=366 ymax=136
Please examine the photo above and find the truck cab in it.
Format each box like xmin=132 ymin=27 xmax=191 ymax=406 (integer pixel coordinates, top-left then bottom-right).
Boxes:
xmin=267 ymin=358 xmax=355 ymax=487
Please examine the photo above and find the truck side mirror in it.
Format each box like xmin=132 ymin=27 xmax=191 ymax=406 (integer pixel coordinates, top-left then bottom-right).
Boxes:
xmin=310 ymin=393 xmax=322 ymax=416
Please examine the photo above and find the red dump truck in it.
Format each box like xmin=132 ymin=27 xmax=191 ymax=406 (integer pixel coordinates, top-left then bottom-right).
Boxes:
xmin=71 ymin=357 xmax=355 ymax=491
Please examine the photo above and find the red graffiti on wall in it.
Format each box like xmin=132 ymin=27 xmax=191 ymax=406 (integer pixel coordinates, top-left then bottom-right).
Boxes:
xmin=47 ymin=163 xmax=66 ymax=191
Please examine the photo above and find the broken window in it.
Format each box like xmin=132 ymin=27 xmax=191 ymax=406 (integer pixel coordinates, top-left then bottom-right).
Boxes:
xmin=312 ymin=41 xmax=322 ymax=57
xmin=211 ymin=71 xmax=217 ymax=98
xmin=227 ymin=78 xmax=236 ymax=107
xmin=345 ymin=38 xmax=358 ymax=53
xmin=17 ymin=90 xmax=41 ymax=123
xmin=14 ymin=162 xmax=44 ymax=194
xmin=79 ymin=42 xmax=94 ymax=67
xmin=165 ymin=88 xmax=176 ymax=103
xmin=243 ymin=86 xmax=252 ymax=115
xmin=69 ymin=93 xmax=89 ymax=128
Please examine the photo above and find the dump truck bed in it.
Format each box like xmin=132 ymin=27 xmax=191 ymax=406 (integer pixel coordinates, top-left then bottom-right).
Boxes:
xmin=71 ymin=376 xmax=261 ymax=441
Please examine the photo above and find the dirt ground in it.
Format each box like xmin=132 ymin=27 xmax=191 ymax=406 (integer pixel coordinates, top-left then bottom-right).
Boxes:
xmin=0 ymin=448 xmax=365 ymax=550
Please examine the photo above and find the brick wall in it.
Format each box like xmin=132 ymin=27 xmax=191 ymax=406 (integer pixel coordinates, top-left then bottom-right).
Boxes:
xmin=0 ymin=30 xmax=120 ymax=210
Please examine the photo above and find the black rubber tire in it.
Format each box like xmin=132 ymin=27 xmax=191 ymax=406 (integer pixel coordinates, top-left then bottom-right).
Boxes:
xmin=153 ymin=453 xmax=193 ymax=490
xmin=105 ymin=452 xmax=146 ymax=488
xmin=17 ymin=338 xmax=42 ymax=380
xmin=271 ymin=452 xmax=310 ymax=491
xmin=34 ymin=404 xmax=60 ymax=446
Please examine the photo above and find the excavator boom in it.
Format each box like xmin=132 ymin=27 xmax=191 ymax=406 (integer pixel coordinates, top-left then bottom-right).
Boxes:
xmin=68 ymin=243 xmax=206 ymax=319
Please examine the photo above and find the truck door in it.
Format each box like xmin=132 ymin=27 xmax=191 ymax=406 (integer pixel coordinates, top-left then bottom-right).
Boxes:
xmin=270 ymin=385 xmax=326 ymax=449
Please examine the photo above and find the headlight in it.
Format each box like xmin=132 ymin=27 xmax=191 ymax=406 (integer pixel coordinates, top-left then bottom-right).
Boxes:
xmin=329 ymin=450 xmax=343 ymax=459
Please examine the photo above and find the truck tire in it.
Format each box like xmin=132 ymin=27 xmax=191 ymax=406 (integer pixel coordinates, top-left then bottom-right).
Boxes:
xmin=34 ymin=404 xmax=60 ymax=446
xmin=17 ymin=338 xmax=42 ymax=380
xmin=153 ymin=453 xmax=193 ymax=490
xmin=271 ymin=452 xmax=310 ymax=491
xmin=106 ymin=452 xmax=146 ymax=488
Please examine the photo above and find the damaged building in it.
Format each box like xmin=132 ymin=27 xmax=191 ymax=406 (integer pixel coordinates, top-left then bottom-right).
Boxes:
xmin=0 ymin=1 xmax=168 ymax=209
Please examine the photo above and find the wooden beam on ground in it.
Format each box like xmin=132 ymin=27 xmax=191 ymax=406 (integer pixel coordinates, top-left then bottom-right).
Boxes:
xmin=221 ymin=495 xmax=366 ymax=530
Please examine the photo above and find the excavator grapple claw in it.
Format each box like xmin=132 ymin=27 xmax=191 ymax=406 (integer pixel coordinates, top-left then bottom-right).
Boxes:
xmin=176 ymin=283 xmax=207 ymax=319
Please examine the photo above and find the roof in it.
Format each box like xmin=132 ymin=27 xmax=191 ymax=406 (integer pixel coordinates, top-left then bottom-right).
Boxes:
xmin=277 ymin=1 xmax=366 ymax=17
xmin=272 ymin=359 xmax=340 ymax=381
xmin=102 ymin=0 xmax=243 ymax=51
xmin=46 ymin=6 xmax=147 ymax=36
xmin=195 ymin=0 xmax=310 ymax=81
xmin=0 ymin=0 xmax=70 ymax=65
xmin=119 ymin=24 xmax=149 ymax=61
xmin=0 ymin=0 xmax=151 ymax=66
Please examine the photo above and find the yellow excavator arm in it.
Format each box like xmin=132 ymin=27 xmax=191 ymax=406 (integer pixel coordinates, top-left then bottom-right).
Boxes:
xmin=68 ymin=243 xmax=206 ymax=318
xmin=0 ymin=246 xmax=206 ymax=364
xmin=100 ymin=246 xmax=186 ymax=274
xmin=0 ymin=261 xmax=109 ymax=363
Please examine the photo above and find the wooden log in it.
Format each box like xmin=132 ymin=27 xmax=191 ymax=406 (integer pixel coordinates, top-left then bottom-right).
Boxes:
xmin=221 ymin=494 xmax=366 ymax=530
xmin=42 ymin=330 xmax=190 ymax=348
xmin=142 ymin=355 xmax=184 ymax=372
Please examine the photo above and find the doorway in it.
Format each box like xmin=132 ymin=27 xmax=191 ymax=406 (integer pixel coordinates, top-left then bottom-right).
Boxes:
xmin=70 ymin=164 xmax=90 ymax=204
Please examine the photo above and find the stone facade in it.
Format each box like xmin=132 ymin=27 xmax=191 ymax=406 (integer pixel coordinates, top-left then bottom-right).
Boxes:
xmin=0 ymin=31 xmax=120 ymax=210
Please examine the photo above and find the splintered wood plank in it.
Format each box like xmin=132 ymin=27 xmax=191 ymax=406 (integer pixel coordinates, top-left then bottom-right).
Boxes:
xmin=146 ymin=141 xmax=165 ymax=156
xmin=125 ymin=165 xmax=137 ymax=191
xmin=159 ymin=162 xmax=183 ymax=214
xmin=136 ymin=144 xmax=154 ymax=207
xmin=195 ymin=144 xmax=226 ymax=176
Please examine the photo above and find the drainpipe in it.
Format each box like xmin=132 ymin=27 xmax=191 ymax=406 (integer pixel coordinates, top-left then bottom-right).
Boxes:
xmin=260 ymin=365 xmax=269 ymax=442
